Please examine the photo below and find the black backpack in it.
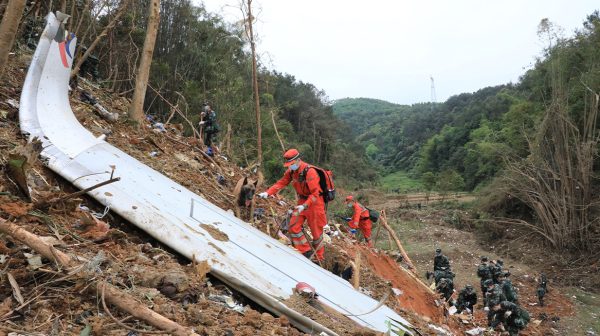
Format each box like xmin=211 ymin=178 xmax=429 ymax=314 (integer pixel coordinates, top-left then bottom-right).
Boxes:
xmin=366 ymin=207 xmax=379 ymax=223
xmin=301 ymin=165 xmax=336 ymax=203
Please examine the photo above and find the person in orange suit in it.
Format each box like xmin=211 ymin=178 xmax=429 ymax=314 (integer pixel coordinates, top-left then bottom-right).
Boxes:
xmin=344 ymin=195 xmax=373 ymax=247
xmin=258 ymin=149 xmax=327 ymax=261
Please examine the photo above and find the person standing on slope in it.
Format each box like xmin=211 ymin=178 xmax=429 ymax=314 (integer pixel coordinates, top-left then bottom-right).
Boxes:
xmin=344 ymin=195 xmax=373 ymax=247
xmin=258 ymin=149 xmax=327 ymax=262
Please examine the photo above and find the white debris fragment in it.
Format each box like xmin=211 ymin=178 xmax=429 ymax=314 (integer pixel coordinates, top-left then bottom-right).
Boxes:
xmin=6 ymin=99 xmax=19 ymax=109
xmin=466 ymin=327 xmax=486 ymax=335
xmin=24 ymin=253 xmax=43 ymax=269
xmin=428 ymin=324 xmax=452 ymax=335
xmin=392 ymin=288 xmax=403 ymax=296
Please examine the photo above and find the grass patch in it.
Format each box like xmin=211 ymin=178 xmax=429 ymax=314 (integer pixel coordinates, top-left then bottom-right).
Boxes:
xmin=565 ymin=287 xmax=600 ymax=333
xmin=379 ymin=171 xmax=423 ymax=193
xmin=373 ymin=219 xmax=427 ymax=252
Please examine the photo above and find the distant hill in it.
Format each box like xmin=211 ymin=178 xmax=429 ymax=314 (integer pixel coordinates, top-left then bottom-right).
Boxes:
xmin=332 ymin=87 xmax=513 ymax=189
xmin=332 ymin=98 xmax=408 ymax=137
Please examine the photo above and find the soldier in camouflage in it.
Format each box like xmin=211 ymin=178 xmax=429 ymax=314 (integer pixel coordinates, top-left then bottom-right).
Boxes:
xmin=456 ymin=284 xmax=477 ymax=314
xmin=435 ymin=277 xmax=454 ymax=302
xmin=499 ymin=271 xmax=518 ymax=303
xmin=433 ymin=248 xmax=451 ymax=271
xmin=537 ymin=273 xmax=548 ymax=306
xmin=484 ymin=279 xmax=506 ymax=326
xmin=490 ymin=259 xmax=504 ymax=284
xmin=490 ymin=301 xmax=530 ymax=335
xmin=477 ymin=256 xmax=492 ymax=295
xmin=433 ymin=267 xmax=455 ymax=285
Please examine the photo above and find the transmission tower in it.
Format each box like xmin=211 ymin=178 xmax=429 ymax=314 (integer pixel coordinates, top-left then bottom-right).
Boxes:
xmin=430 ymin=76 xmax=437 ymax=104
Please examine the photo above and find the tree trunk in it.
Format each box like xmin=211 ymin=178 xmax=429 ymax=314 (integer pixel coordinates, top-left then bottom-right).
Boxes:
xmin=247 ymin=0 xmax=262 ymax=164
xmin=0 ymin=0 xmax=26 ymax=76
xmin=129 ymin=0 xmax=160 ymax=125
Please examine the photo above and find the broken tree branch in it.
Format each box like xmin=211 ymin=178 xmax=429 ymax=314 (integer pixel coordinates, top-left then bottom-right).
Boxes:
xmin=379 ymin=210 xmax=417 ymax=273
xmin=34 ymin=177 xmax=121 ymax=209
xmin=271 ymin=109 xmax=285 ymax=152
xmin=6 ymin=272 xmax=24 ymax=306
xmin=147 ymin=84 xmax=202 ymax=142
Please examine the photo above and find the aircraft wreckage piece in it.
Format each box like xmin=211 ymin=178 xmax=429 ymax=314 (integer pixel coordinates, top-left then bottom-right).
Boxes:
xmin=19 ymin=13 xmax=413 ymax=335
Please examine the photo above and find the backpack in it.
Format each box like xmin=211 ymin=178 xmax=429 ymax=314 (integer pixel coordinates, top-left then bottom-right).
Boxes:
xmin=366 ymin=207 xmax=379 ymax=223
xmin=302 ymin=165 xmax=336 ymax=203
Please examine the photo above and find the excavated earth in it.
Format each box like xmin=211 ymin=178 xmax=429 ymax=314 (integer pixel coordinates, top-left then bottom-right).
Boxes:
xmin=1 ymin=50 xmax=578 ymax=335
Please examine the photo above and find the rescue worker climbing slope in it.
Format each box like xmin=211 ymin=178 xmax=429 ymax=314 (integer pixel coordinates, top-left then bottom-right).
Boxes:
xmin=258 ymin=149 xmax=327 ymax=261
xmin=344 ymin=195 xmax=373 ymax=247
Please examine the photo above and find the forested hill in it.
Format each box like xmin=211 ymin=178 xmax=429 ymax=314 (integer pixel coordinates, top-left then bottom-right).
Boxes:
xmin=332 ymin=98 xmax=409 ymax=137
xmin=332 ymin=86 xmax=516 ymax=190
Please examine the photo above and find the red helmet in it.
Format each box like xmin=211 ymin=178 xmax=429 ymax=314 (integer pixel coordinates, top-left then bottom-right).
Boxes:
xmin=283 ymin=148 xmax=300 ymax=167
xmin=345 ymin=195 xmax=354 ymax=202
xmin=295 ymin=282 xmax=316 ymax=297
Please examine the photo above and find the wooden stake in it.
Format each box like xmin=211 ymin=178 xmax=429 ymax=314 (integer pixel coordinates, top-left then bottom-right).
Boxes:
xmin=351 ymin=252 xmax=361 ymax=289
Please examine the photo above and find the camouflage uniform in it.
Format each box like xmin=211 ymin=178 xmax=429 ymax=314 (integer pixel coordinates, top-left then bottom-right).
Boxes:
xmin=536 ymin=286 xmax=546 ymax=306
xmin=477 ymin=258 xmax=492 ymax=295
xmin=435 ymin=278 xmax=454 ymax=302
xmin=491 ymin=301 xmax=530 ymax=335
xmin=202 ymin=108 xmax=219 ymax=147
xmin=434 ymin=251 xmax=451 ymax=271
xmin=500 ymin=276 xmax=518 ymax=303
xmin=484 ymin=280 xmax=506 ymax=326
xmin=456 ymin=285 xmax=477 ymax=313
xmin=433 ymin=267 xmax=454 ymax=285
xmin=490 ymin=260 xmax=504 ymax=284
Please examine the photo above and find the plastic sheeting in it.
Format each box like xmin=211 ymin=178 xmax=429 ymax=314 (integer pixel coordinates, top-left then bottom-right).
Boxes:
xmin=19 ymin=13 xmax=413 ymax=335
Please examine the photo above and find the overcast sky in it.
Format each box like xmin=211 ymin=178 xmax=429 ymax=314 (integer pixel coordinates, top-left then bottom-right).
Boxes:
xmin=198 ymin=1 xmax=599 ymax=105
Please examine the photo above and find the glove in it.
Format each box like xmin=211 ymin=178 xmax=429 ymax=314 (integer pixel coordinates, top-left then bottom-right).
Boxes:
xmin=258 ymin=192 xmax=269 ymax=199
xmin=504 ymin=311 xmax=512 ymax=317
xmin=484 ymin=306 xmax=490 ymax=312
xmin=199 ymin=121 xmax=206 ymax=125
xmin=349 ymin=229 xmax=357 ymax=234
xmin=294 ymin=205 xmax=305 ymax=213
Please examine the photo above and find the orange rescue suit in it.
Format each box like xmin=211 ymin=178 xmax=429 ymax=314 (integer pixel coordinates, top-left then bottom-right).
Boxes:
xmin=266 ymin=161 xmax=326 ymax=260
xmin=349 ymin=202 xmax=373 ymax=247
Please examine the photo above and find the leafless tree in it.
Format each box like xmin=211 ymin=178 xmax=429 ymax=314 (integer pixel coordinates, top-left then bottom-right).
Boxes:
xmin=502 ymin=82 xmax=599 ymax=251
